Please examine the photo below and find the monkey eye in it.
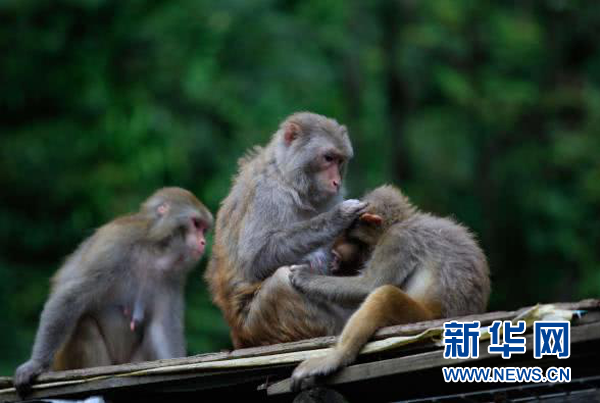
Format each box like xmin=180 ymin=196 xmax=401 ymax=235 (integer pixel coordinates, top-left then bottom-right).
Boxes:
xmin=192 ymin=217 xmax=203 ymax=229
xmin=324 ymin=154 xmax=335 ymax=163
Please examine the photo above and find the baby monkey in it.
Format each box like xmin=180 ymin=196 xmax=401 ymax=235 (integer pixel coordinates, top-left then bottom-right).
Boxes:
xmin=14 ymin=187 xmax=213 ymax=395
xmin=289 ymin=185 xmax=490 ymax=390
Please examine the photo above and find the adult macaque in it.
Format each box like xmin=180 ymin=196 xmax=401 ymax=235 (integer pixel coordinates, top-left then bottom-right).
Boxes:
xmin=205 ymin=112 xmax=367 ymax=348
xmin=14 ymin=187 xmax=213 ymax=394
xmin=289 ymin=185 xmax=490 ymax=389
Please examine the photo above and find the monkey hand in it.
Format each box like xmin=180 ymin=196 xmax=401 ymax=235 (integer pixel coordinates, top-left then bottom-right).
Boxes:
xmin=288 ymin=264 xmax=316 ymax=294
xmin=14 ymin=359 xmax=46 ymax=396
xmin=336 ymin=199 xmax=368 ymax=224
xmin=290 ymin=349 xmax=348 ymax=391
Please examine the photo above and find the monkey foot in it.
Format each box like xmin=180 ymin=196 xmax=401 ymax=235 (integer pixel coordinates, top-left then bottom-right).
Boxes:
xmin=290 ymin=351 xmax=346 ymax=391
xmin=14 ymin=359 xmax=45 ymax=396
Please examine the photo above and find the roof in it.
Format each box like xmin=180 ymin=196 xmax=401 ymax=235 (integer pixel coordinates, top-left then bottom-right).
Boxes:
xmin=1 ymin=299 xmax=599 ymax=402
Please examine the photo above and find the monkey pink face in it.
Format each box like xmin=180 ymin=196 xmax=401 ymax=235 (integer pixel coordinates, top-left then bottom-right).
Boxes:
xmin=316 ymin=150 xmax=345 ymax=195
xmin=281 ymin=119 xmax=351 ymax=199
xmin=186 ymin=217 xmax=208 ymax=259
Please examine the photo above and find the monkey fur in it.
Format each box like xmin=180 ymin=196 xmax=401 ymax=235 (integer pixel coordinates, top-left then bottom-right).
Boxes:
xmin=205 ymin=112 xmax=368 ymax=348
xmin=289 ymin=184 xmax=490 ymax=390
xmin=14 ymin=187 xmax=213 ymax=395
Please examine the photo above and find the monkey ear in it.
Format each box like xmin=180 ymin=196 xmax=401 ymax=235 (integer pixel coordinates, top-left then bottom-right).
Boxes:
xmin=359 ymin=213 xmax=383 ymax=226
xmin=284 ymin=122 xmax=301 ymax=145
xmin=157 ymin=203 xmax=170 ymax=216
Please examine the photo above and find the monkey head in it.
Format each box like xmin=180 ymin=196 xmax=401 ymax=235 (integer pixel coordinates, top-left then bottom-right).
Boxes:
xmin=142 ymin=187 xmax=214 ymax=267
xmin=274 ymin=112 xmax=354 ymax=204
xmin=345 ymin=185 xmax=416 ymax=246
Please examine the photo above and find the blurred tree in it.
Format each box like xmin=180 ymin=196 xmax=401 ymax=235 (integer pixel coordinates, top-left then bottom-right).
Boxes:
xmin=1 ymin=0 xmax=598 ymax=375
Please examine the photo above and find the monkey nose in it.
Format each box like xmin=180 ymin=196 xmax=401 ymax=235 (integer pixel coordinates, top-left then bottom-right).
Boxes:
xmin=332 ymin=180 xmax=340 ymax=190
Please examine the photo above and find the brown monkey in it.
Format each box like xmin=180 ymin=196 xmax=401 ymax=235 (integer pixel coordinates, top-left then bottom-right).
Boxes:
xmin=14 ymin=187 xmax=213 ymax=394
xmin=205 ymin=112 xmax=368 ymax=348
xmin=289 ymin=185 xmax=490 ymax=389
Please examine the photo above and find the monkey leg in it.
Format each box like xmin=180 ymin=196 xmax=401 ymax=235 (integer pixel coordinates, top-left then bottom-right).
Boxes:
xmin=236 ymin=266 xmax=348 ymax=348
xmin=291 ymin=285 xmax=437 ymax=390
xmin=52 ymin=316 xmax=112 ymax=370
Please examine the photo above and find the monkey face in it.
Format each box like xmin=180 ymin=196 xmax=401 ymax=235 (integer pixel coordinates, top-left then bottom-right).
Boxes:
xmin=151 ymin=211 xmax=210 ymax=273
xmin=185 ymin=215 xmax=209 ymax=259
xmin=278 ymin=113 xmax=353 ymax=203
xmin=314 ymin=149 xmax=347 ymax=196
xmin=165 ymin=210 xmax=211 ymax=267
xmin=146 ymin=188 xmax=213 ymax=268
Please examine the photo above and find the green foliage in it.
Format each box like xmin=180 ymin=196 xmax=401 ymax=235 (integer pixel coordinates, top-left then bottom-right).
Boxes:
xmin=1 ymin=0 xmax=599 ymax=375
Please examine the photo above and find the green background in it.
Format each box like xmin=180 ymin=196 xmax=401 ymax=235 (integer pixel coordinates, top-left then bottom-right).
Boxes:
xmin=1 ymin=0 xmax=599 ymax=375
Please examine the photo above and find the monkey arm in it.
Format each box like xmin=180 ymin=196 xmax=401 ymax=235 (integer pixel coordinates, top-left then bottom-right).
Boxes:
xmin=240 ymin=199 xmax=367 ymax=282
xmin=241 ymin=213 xmax=342 ymax=282
xmin=289 ymin=269 xmax=378 ymax=306
xmin=14 ymin=234 xmax=126 ymax=393
xmin=26 ymin=236 xmax=123 ymax=368
xmin=27 ymin=286 xmax=88 ymax=367
xmin=142 ymin=289 xmax=186 ymax=360
xmin=290 ymin=232 xmax=417 ymax=305
xmin=28 ymin=265 xmax=116 ymax=368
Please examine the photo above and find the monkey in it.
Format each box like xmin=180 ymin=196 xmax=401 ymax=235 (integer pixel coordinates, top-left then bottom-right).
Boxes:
xmin=204 ymin=112 xmax=368 ymax=349
xmin=326 ymin=216 xmax=379 ymax=276
xmin=14 ymin=187 xmax=213 ymax=395
xmin=288 ymin=184 xmax=490 ymax=390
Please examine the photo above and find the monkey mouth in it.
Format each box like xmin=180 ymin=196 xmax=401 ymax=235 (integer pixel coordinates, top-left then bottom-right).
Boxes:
xmin=191 ymin=247 xmax=204 ymax=259
xmin=323 ymin=185 xmax=340 ymax=196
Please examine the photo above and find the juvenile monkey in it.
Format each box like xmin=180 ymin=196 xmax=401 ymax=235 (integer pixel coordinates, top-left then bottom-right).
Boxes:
xmin=289 ymin=185 xmax=490 ymax=389
xmin=14 ymin=187 xmax=213 ymax=394
xmin=205 ymin=112 xmax=367 ymax=348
